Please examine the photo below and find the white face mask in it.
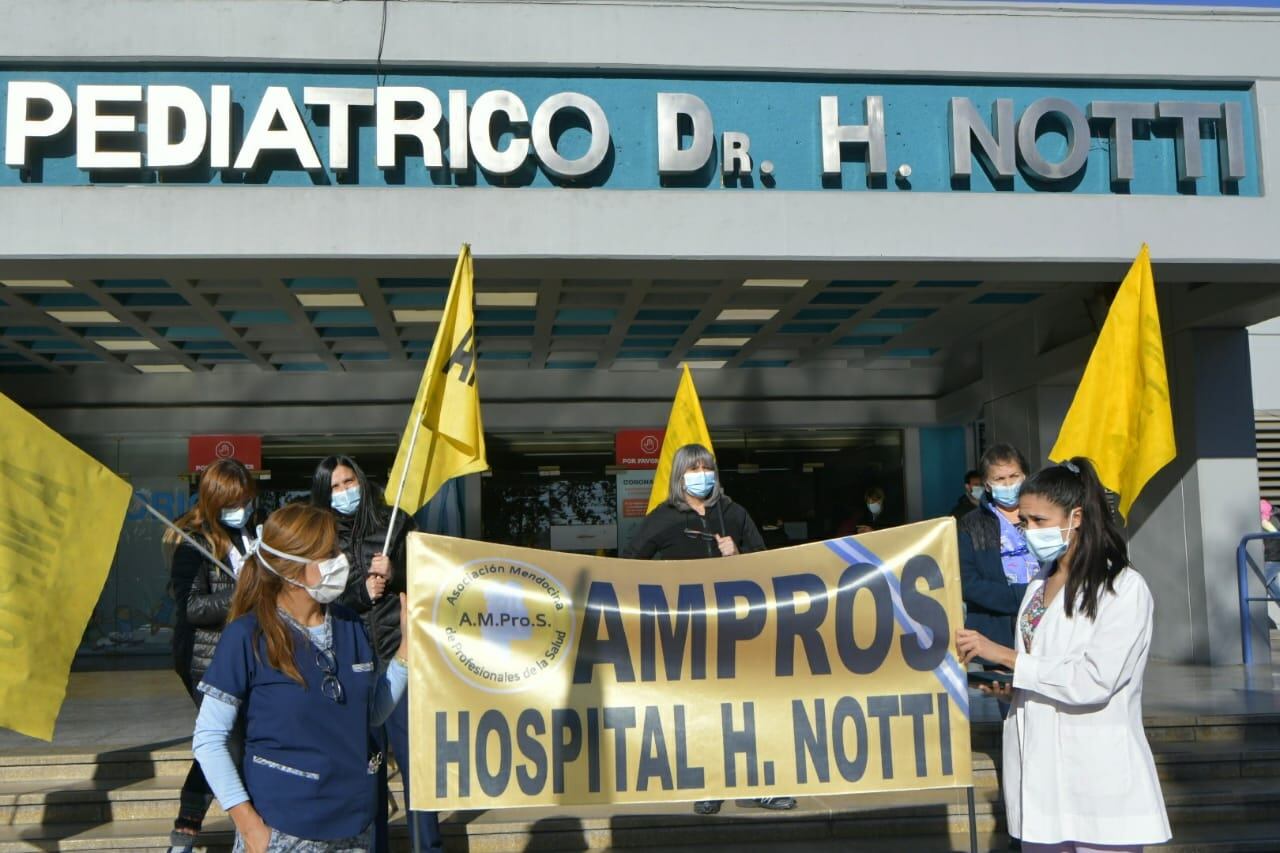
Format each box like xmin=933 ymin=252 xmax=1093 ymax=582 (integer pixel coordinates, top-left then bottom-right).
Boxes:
xmin=867 ymin=501 xmax=883 ymax=516
xmin=251 ymin=527 xmax=349 ymax=604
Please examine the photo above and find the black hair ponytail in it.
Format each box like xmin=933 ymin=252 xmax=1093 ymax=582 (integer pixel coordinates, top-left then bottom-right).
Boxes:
xmin=1020 ymin=457 xmax=1128 ymax=620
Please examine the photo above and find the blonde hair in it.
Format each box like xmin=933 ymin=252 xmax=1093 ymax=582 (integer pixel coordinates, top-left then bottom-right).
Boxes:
xmin=229 ymin=503 xmax=336 ymax=685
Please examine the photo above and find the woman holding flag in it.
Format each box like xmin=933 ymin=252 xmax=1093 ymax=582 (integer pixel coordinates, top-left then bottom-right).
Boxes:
xmin=310 ymin=455 xmax=442 ymax=853
xmin=167 ymin=458 xmax=257 ymax=852
xmin=955 ymin=458 xmax=1170 ymax=852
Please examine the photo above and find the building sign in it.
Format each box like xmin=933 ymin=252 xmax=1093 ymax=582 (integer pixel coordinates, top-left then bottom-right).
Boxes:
xmin=187 ymin=434 xmax=262 ymax=473
xmin=0 ymin=71 xmax=1258 ymax=195
xmin=615 ymin=429 xmax=665 ymax=469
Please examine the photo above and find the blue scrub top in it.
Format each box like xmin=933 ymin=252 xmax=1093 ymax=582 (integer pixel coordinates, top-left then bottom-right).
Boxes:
xmin=200 ymin=605 xmax=381 ymax=840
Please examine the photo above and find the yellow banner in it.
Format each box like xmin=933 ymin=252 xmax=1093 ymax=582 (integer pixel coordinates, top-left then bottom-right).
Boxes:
xmin=407 ymin=518 xmax=971 ymax=810
xmin=0 ymin=392 xmax=132 ymax=741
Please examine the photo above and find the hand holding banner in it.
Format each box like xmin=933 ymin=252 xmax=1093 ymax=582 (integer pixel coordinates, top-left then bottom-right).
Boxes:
xmin=406 ymin=519 xmax=971 ymax=810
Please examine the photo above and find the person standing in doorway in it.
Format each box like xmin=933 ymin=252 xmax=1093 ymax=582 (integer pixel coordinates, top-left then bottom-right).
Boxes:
xmin=957 ymin=444 xmax=1039 ymax=671
xmin=956 ymin=458 xmax=1171 ymax=852
xmin=167 ymin=458 xmax=257 ymax=852
xmin=855 ymin=486 xmax=900 ymax=532
xmin=624 ymin=443 xmax=796 ymax=816
xmin=951 ymin=469 xmax=986 ymax=520
xmin=310 ymin=456 xmax=441 ymax=853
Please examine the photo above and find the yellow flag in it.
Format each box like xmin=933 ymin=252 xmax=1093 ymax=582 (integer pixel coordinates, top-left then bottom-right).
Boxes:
xmin=1049 ymin=244 xmax=1175 ymax=519
xmin=386 ymin=245 xmax=488 ymax=514
xmin=647 ymin=364 xmax=715 ymax=512
xmin=0 ymin=392 xmax=132 ymax=740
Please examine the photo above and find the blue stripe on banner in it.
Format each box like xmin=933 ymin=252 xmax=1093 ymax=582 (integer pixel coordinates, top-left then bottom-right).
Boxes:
xmin=824 ymin=537 xmax=971 ymax=719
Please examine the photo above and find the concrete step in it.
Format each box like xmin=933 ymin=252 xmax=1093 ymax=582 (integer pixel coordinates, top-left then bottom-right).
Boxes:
xmin=967 ymin=713 xmax=1280 ymax=750
xmin=2 ymin=738 xmax=1279 ymax=826
xmin=2 ymin=799 xmax=1280 ymax=853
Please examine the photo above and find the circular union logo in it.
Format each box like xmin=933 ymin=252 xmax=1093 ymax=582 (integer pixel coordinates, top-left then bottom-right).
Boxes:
xmin=433 ymin=558 xmax=575 ymax=693
xmin=214 ymin=440 xmax=235 ymax=459
xmin=640 ymin=434 xmax=660 ymax=455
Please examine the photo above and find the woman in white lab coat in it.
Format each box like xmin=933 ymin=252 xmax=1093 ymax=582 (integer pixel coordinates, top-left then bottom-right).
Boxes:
xmin=956 ymin=458 xmax=1170 ymax=853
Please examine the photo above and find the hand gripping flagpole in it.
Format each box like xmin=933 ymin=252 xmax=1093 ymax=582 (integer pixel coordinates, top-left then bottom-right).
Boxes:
xmin=131 ymin=493 xmax=237 ymax=582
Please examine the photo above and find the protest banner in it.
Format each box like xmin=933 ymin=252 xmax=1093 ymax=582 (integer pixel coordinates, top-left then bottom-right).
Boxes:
xmin=406 ymin=518 xmax=971 ymax=810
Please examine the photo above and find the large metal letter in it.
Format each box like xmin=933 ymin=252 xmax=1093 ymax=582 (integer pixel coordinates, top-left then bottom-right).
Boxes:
xmin=4 ymin=81 xmax=72 ymax=167
xmin=820 ymin=96 xmax=886 ymax=181
xmin=304 ymin=87 xmax=375 ymax=171
xmin=234 ymin=86 xmax=321 ymax=171
xmin=1087 ymin=101 xmax=1155 ymax=183
xmin=1219 ymin=101 xmax=1247 ymax=185
xmin=468 ymin=90 xmax=530 ymax=176
xmin=722 ymin=132 xmax=752 ymax=177
xmin=1157 ymin=101 xmax=1220 ymax=182
xmin=146 ymin=85 xmax=208 ymax=169
xmin=1016 ymin=97 xmax=1089 ymax=181
xmin=449 ymin=89 xmax=469 ymax=172
xmin=375 ymin=86 xmax=445 ymax=170
xmin=77 ymin=84 xmax=143 ymax=170
xmin=949 ymin=97 xmax=1014 ymax=180
xmin=210 ymin=85 xmax=231 ymax=169
xmin=531 ymin=92 xmax=610 ymax=179
xmin=656 ymin=93 xmax=714 ymax=175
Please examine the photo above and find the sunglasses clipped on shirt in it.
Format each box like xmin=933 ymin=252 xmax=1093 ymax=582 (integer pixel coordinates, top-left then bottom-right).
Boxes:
xmin=683 ymin=529 xmax=719 ymax=541
xmin=314 ymin=646 xmax=345 ymax=703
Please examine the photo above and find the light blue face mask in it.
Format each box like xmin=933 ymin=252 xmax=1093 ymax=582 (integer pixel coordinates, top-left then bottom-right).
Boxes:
xmin=989 ymin=481 xmax=1022 ymax=509
xmin=1025 ymin=524 xmax=1074 ymax=564
xmin=683 ymin=470 xmax=716 ymax=499
xmin=220 ymin=504 xmax=251 ymax=529
xmin=331 ymin=486 xmax=361 ymax=516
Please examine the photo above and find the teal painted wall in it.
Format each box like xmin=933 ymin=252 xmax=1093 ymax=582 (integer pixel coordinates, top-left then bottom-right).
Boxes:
xmin=921 ymin=426 xmax=969 ymax=519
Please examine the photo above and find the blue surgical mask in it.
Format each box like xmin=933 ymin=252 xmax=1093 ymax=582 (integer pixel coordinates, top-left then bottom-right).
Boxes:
xmin=220 ymin=505 xmax=250 ymax=530
xmin=683 ymin=470 xmax=716 ymax=499
xmin=989 ymin=481 xmax=1022 ymax=508
xmin=968 ymin=485 xmax=986 ymax=502
xmin=1025 ymin=525 xmax=1074 ymax=564
xmin=331 ymin=486 xmax=361 ymax=516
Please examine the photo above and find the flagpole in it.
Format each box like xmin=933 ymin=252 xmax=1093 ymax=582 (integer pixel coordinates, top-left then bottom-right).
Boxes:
xmin=131 ymin=493 xmax=237 ymax=581
xmin=383 ymin=408 xmax=440 ymax=556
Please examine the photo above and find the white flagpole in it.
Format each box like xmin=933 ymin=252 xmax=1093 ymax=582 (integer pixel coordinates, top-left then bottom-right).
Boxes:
xmin=131 ymin=493 xmax=237 ymax=581
xmin=383 ymin=406 xmax=425 ymax=557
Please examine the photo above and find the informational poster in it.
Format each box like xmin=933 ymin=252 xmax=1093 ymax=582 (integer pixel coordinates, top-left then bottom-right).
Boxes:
xmin=616 ymin=470 xmax=656 ymax=556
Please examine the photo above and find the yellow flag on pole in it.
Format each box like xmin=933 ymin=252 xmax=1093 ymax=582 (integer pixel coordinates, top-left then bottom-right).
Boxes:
xmin=385 ymin=245 xmax=488 ymax=515
xmin=1049 ymin=244 xmax=1176 ymax=519
xmin=647 ymin=364 xmax=715 ymax=512
xmin=0 ymin=392 xmax=132 ymax=740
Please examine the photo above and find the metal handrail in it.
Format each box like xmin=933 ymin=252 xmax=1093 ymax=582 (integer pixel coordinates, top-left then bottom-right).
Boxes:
xmin=1235 ymin=532 xmax=1280 ymax=665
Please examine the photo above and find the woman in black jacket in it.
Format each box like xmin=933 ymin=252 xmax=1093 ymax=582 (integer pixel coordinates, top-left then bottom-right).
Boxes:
xmin=310 ymin=455 xmax=441 ymax=853
xmin=623 ymin=443 xmax=795 ymax=815
xmin=166 ymin=458 xmax=256 ymax=850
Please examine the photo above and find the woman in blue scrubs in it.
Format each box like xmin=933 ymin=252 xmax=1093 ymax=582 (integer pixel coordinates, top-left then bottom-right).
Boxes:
xmin=192 ymin=503 xmax=409 ymax=853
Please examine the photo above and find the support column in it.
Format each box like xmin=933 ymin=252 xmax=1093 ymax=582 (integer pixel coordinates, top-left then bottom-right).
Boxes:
xmin=1127 ymin=328 xmax=1267 ymax=664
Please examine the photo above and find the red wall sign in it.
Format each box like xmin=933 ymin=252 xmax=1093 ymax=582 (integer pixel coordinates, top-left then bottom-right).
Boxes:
xmin=188 ymin=435 xmax=262 ymax=472
xmin=615 ymin=429 xmax=665 ymax=469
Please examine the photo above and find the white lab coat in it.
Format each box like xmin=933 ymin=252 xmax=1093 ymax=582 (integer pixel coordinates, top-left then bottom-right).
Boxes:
xmin=1004 ymin=567 xmax=1171 ymax=846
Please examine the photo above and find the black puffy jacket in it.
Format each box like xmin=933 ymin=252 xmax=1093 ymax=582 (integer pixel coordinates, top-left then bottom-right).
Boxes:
xmin=335 ymin=510 xmax=416 ymax=663
xmin=170 ymin=527 xmax=249 ymax=694
xmin=623 ymin=496 xmax=766 ymax=560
